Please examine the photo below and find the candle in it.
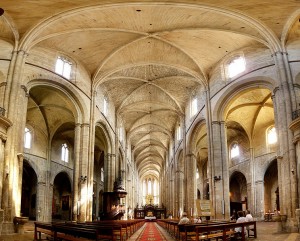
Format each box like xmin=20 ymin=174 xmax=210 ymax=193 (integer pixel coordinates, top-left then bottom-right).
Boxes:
xmin=190 ymin=208 xmax=193 ymax=217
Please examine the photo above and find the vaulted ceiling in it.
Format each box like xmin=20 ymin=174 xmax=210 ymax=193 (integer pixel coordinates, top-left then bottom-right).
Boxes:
xmin=1 ymin=0 xmax=299 ymax=179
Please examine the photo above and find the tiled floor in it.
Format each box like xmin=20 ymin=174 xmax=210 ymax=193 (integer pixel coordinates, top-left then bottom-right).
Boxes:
xmin=0 ymin=221 xmax=299 ymax=241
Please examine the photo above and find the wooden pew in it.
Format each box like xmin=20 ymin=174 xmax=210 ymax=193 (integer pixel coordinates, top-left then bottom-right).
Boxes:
xmin=194 ymin=221 xmax=257 ymax=241
xmin=34 ymin=221 xmax=116 ymax=241
xmin=52 ymin=224 xmax=101 ymax=241
xmin=34 ymin=222 xmax=54 ymax=241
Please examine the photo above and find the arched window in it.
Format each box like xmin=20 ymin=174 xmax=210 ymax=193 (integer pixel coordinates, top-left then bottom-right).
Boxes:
xmin=55 ymin=56 xmax=72 ymax=79
xmin=267 ymin=126 xmax=277 ymax=145
xmin=191 ymin=97 xmax=198 ymax=116
xmin=196 ymin=168 xmax=199 ymax=179
xmin=101 ymin=167 xmax=104 ymax=182
xmin=231 ymin=143 xmax=240 ymax=158
xmin=148 ymin=179 xmax=152 ymax=195
xmin=143 ymin=180 xmax=146 ymax=197
xmin=61 ymin=143 xmax=69 ymax=162
xmin=227 ymin=56 xmax=246 ymax=78
xmin=176 ymin=125 xmax=182 ymax=141
xmin=103 ymin=96 xmax=108 ymax=116
xmin=24 ymin=127 xmax=32 ymax=149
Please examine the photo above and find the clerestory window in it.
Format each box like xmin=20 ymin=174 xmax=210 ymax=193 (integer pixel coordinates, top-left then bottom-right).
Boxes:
xmin=103 ymin=97 xmax=108 ymax=116
xmin=231 ymin=143 xmax=240 ymax=158
xmin=24 ymin=127 xmax=32 ymax=149
xmin=267 ymin=126 xmax=277 ymax=145
xmin=61 ymin=143 xmax=69 ymax=162
xmin=227 ymin=56 xmax=246 ymax=78
xmin=55 ymin=57 xmax=72 ymax=79
xmin=191 ymin=97 xmax=198 ymax=117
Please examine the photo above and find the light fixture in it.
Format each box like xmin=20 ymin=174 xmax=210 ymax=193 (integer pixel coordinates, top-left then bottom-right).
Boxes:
xmin=214 ymin=176 xmax=221 ymax=181
xmin=79 ymin=175 xmax=87 ymax=183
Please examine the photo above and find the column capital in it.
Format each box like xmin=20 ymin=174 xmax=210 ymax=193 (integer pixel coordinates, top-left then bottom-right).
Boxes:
xmin=81 ymin=123 xmax=90 ymax=127
xmin=186 ymin=153 xmax=196 ymax=159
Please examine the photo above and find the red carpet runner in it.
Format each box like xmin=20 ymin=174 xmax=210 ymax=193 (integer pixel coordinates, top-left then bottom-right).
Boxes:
xmin=136 ymin=222 xmax=167 ymax=241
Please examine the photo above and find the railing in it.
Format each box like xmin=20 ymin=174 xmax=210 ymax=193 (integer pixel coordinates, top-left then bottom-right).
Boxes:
xmin=0 ymin=107 xmax=5 ymax=116
xmin=292 ymin=109 xmax=300 ymax=121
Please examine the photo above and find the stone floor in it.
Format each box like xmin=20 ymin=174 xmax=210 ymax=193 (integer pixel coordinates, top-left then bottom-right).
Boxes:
xmin=0 ymin=221 xmax=299 ymax=241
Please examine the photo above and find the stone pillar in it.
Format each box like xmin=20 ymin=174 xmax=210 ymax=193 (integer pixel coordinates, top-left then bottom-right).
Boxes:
xmin=36 ymin=181 xmax=46 ymax=221
xmin=255 ymin=180 xmax=264 ymax=219
xmin=210 ymin=121 xmax=230 ymax=219
xmin=105 ymin=153 xmax=116 ymax=192
xmin=176 ymin=170 xmax=184 ymax=217
xmin=72 ymin=124 xmax=81 ymax=221
xmin=186 ymin=154 xmax=197 ymax=218
xmin=0 ymin=136 xmax=7 ymax=209
xmin=247 ymin=183 xmax=252 ymax=212
xmin=249 ymin=147 xmax=255 ymax=214
xmin=273 ymin=53 xmax=298 ymax=218
xmin=78 ymin=123 xmax=90 ymax=222
xmin=2 ymin=50 xmax=28 ymax=234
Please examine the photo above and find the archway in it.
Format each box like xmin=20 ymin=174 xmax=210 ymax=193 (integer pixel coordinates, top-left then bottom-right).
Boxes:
xmin=230 ymin=172 xmax=247 ymax=215
xmin=21 ymin=160 xmax=37 ymax=220
xmin=264 ymin=160 xmax=279 ymax=213
xmin=52 ymin=172 xmax=72 ymax=221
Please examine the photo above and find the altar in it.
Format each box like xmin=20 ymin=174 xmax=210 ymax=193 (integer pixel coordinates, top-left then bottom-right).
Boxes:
xmin=134 ymin=204 xmax=166 ymax=219
xmin=145 ymin=216 xmax=156 ymax=221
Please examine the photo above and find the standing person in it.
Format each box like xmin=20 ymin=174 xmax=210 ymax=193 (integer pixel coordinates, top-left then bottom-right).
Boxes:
xmin=178 ymin=212 xmax=190 ymax=224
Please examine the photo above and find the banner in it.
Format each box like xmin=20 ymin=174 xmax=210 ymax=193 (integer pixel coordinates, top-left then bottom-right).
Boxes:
xmin=196 ymin=199 xmax=213 ymax=216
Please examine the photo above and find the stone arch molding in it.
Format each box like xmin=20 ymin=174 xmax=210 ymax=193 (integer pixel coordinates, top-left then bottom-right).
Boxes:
xmin=50 ymin=170 xmax=73 ymax=190
xmin=94 ymin=121 xmax=114 ymax=154
xmin=23 ymin=154 xmax=40 ymax=180
xmin=26 ymin=79 xmax=89 ymax=124
xmin=186 ymin=118 xmax=207 ymax=155
xmin=229 ymin=169 xmax=249 ymax=184
xmin=281 ymin=8 xmax=300 ymax=47
xmin=256 ymin=156 xmax=278 ymax=182
xmin=212 ymin=76 xmax=276 ymax=121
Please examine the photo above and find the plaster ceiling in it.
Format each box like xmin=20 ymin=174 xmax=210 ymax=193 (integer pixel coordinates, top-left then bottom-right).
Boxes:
xmin=1 ymin=1 xmax=296 ymax=178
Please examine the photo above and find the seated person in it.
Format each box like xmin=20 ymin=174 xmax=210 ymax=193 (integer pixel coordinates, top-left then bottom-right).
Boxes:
xmin=178 ymin=212 xmax=190 ymax=224
xmin=235 ymin=211 xmax=246 ymax=234
xmin=245 ymin=210 xmax=254 ymax=236
xmin=193 ymin=216 xmax=202 ymax=223
xmin=245 ymin=210 xmax=253 ymax=222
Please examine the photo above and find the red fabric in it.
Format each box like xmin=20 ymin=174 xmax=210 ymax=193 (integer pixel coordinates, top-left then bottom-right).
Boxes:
xmin=136 ymin=222 xmax=167 ymax=241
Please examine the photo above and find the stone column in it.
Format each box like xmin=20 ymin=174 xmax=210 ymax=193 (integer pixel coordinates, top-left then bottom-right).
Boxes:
xmin=185 ymin=153 xmax=197 ymax=218
xmin=72 ymin=124 xmax=81 ymax=221
xmin=0 ymin=136 xmax=7 ymax=209
xmin=36 ymin=181 xmax=47 ymax=221
xmin=105 ymin=153 xmax=116 ymax=192
xmin=176 ymin=170 xmax=184 ymax=217
xmin=78 ymin=123 xmax=90 ymax=221
xmin=210 ymin=121 xmax=230 ymax=219
xmin=255 ymin=180 xmax=264 ymax=219
xmin=1 ymin=50 xmax=28 ymax=233
xmin=273 ymin=53 xmax=298 ymax=218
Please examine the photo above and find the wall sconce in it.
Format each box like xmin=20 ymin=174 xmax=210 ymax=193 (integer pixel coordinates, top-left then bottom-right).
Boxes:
xmin=214 ymin=176 xmax=221 ymax=181
xmin=79 ymin=175 xmax=87 ymax=183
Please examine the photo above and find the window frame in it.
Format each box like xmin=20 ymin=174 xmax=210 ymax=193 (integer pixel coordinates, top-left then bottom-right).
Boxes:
xmin=55 ymin=56 xmax=72 ymax=79
xmin=225 ymin=54 xmax=246 ymax=80
xmin=103 ymin=96 xmax=108 ymax=116
xmin=230 ymin=142 xmax=240 ymax=159
xmin=24 ymin=127 xmax=32 ymax=149
xmin=61 ymin=142 xmax=69 ymax=163
xmin=266 ymin=126 xmax=277 ymax=146
xmin=191 ymin=97 xmax=198 ymax=117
